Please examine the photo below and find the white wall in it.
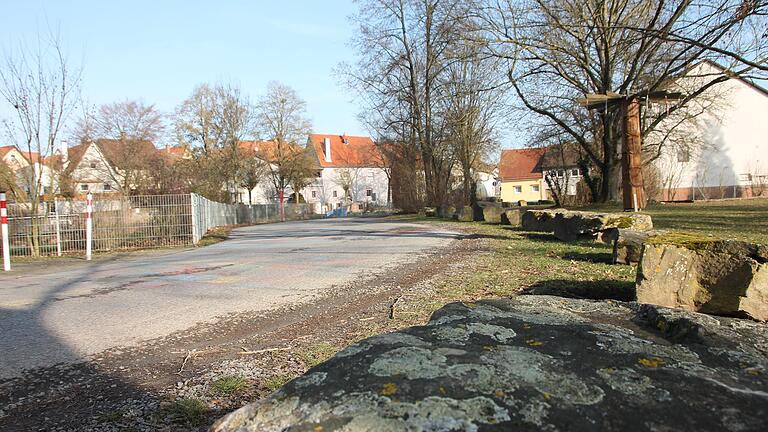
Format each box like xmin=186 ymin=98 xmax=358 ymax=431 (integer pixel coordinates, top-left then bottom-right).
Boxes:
xmin=70 ymin=144 xmax=121 ymax=193
xmin=303 ymin=167 xmax=390 ymax=214
xmin=653 ymin=62 xmax=768 ymax=199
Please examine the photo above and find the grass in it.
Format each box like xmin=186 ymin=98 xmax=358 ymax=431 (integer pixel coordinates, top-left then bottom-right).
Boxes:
xmin=296 ymin=342 xmax=341 ymax=368
xmin=573 ymin=198 xmax=768 ymax=244
xmin=382 ymin=216 xmax=636 ymax=330
xmin=385 ymin=200 xmax=763 ymax=328
xmin=210 ymin=375 xmax=249 ymax=396
xmin=170 ymin=397 xmax=209 ymax=426
xmin=263 ymin=373 xmax=298 ymax=392
xmin=196 ymin=226 xmax=234 ymax=247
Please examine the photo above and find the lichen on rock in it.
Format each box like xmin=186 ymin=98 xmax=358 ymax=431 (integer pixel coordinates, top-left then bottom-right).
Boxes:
xmin=212 ymin=295 xmax=768 ymax=432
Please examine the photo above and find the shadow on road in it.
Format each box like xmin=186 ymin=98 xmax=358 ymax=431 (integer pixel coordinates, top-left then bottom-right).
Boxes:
xmin=0 ymin=256 xmax=155 ymax=431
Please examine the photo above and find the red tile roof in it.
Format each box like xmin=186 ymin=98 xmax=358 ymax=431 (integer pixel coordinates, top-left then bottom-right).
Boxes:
xmin=238 ymin=140 xmax=304 ymax=163
xmin=307 ymin=134 xmax=383 ymax=168
xmin=498 ymin=148 xmax=546 ymax=181
xmin=0 ymin=145 xmax=15 ymax=158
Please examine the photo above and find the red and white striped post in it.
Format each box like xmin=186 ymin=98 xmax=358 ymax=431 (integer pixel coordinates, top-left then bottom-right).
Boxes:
xmin=1 ymin=192 xmax=10 ymax=271
xmin=85 ymin=193 xmax=93 ymax=261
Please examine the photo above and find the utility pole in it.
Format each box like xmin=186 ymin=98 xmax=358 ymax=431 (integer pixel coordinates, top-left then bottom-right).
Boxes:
xmin=578 ymin=90 xmax=682 ymax=211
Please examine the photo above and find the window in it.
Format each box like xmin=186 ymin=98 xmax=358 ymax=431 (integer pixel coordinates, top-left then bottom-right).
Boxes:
xmin=80 ymin=184 xmax=89 ymax=192
xmin=90 ymin=162 xmax=97 ymax=168
xmin=677 ymin=146 xmax=691 ymax=163
xmin=366 ymin=189 xmax=372 ymax=197
xmin=514 ymin=185 xmax=522 ymax=193
xmin=333 ymin=190 xmax=338 ymax=198
xmin=311 ymin=190 xmax=317 ymax=198
xmin=557 ymin=169 xmax=566 ymax=177
xmin=571 ymin=168 xmax=580 ymax=176
xmin=532 ymin=185 xmax=540 ymax=193
xmin=103 ymin=183 xmax=112 ymax=191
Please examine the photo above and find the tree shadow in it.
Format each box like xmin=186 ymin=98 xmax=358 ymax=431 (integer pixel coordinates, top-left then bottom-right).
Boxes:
xmin=561 ymin=251 xmax=614 ymax=264
xmin=521 ymin=279 xmax=636 ymax=302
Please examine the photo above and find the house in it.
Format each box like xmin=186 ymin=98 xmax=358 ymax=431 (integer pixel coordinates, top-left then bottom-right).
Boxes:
xmin=303 ymin=134 xmax=390 ymax=214
xmin=235 ymin=139 xmax=304 ymax=204
xmin=0 ymin=145 xmax=30 ymax=173
xmin=652 ymin=60 xmax=768 ymax=200
xmin=539 ymin=143 xmax=584 ymax=198
xmin=498 ymin=148 xmax=547 ymax=203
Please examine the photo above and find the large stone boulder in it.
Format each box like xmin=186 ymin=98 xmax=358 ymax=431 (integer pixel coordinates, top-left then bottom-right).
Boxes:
xmin=456 ymin=206 xmax=474 ymax=222
xmin=553 ymin=211 xmax=653 ymax=242
xmin=422 ymin=207 xmax=437 ymax=217
xmin=601 ymin=228 xmax=667 ymax=264
xmin=521 ymin=208 xmax=565 ymax=232
xmin=501 ymin=208 xmax=524 ymax=227
xmin=637 ymin=234 xmax=768 ymax=321
xmin=212 ymin=296 xmax=768 ymax=432
xmin=482 ymin=205 xmax=504 ymax=224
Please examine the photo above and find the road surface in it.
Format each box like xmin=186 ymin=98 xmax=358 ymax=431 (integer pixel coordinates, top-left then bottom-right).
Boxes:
xmin=0 ymin=218 xmax=457 ymax=379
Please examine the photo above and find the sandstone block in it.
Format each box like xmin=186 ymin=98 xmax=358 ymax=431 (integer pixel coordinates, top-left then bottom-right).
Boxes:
xmin=482 ymin=205 xmax=503 ymax=224
xmin=636 ymin=234 xmax=768 ymax=320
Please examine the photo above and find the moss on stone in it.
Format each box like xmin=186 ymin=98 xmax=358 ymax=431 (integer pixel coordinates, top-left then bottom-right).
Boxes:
xmin=605 ymin=216 xmax=635 ymax=229
xmin=645 ymin=232 xmax=718 ymax=251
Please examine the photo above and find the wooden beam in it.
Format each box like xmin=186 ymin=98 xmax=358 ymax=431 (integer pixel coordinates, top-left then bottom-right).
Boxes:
xmin=621 ymin=97 xmax=646 ymax=211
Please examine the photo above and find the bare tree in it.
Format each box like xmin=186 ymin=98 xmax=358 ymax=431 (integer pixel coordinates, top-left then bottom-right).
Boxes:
xmin=344 ymin=0 xmax=476 ymax=207
xmin=93 ymin=100 xmax=166 ymax=142
xmin=175 ymin=83 xmax=253 ymax=201
xmin=235 ymin=147 xmax=270 ymax=204
xmin=479 ymin=0 xmax=766 ymax=202
xmin=254 ymin=81 xmax=314 ymax=213
xmin=0 ymin=32 xmax=81 ymax=255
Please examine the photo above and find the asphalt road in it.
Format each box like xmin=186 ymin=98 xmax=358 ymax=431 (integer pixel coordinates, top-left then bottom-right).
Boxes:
xmin=0 ymin=218 xmax=457 ymax=379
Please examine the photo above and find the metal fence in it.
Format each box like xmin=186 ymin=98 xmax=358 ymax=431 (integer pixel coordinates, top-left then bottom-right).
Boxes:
xmin=2 ymin=193 xmax=312 ymax=259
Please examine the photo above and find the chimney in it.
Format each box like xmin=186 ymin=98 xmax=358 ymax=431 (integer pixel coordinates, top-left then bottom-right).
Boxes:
xmin=342 ymin=133 xmax=349 ymax=145
xmin=60 ymin=140 xmax=69 ymax=164
xmin=323 ymin=137 xmax=332 ymax=162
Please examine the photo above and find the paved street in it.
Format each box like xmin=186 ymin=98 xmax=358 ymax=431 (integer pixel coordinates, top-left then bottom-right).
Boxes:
xmin=0 ymin=218 xmax=457 ymax=379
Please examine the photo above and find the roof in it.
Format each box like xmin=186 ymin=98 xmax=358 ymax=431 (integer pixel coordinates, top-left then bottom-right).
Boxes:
xmin=498 ymin=148 xmax=546 ymax=181
xmin=540 ymin=143 xmax=583 ymax=169
xmin=696 ymin=60 xmax=768 ymax=98
xmin=307 ymin=134 xmax=384 ymax=168
xmin=96 ymin=138 xmax=159 ymax=169
xmin=0 ymin=145 xmax=15 ymax=158
xmin=238 ymin=140 xmax=304 ymax=163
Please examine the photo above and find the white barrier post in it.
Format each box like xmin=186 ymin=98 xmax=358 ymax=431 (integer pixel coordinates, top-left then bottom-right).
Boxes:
xmin=1 ymin=192 xmax=10 ymax=271
xmin=54 ymin=197 xmax=62 ymax=257
xmin=85 ymin=193 xmax=93 ymax=261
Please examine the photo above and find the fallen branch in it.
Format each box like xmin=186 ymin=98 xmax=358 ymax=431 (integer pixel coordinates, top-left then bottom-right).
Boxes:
xmin=176 ymin=349 xmax=196 ymax=375
xmin=238 ymin=347 xmax=291 ymax=355
xmin=359 ymin=316 xmax=376 ymax=321
xmin=389 ymin=296 xmax=402 ymax=319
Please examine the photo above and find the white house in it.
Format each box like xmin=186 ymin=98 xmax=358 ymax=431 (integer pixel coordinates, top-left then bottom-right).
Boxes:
xmin=652 ymin=61 xmax=768 ymax=200
xmin=303 ymin=134 xmax=390 ymax=214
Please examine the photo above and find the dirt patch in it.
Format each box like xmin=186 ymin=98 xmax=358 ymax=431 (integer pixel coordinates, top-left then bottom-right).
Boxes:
xmin=0 ymin=226 xmax=485 ymax=431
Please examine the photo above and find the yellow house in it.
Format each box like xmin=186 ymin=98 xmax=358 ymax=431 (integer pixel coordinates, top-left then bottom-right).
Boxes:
xmin=498 ymin=148 xmax=546 ymax=203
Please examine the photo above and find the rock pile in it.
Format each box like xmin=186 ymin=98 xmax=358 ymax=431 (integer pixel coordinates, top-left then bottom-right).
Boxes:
xmin=212 ymin=296 xmax=768 ymax=432
xmin=637 ymin=234 xmax=768 ymax=321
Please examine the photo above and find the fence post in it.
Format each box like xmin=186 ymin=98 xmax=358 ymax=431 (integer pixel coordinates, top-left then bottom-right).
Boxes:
xmin=54 ymin=197 xmax=62 ymax=256
xmin=85 ymin=193 xmax=93 ymax=261
xmin=1 ymin=192 xmax=10 ymax=271
xmin=190 ymin=193 xmax=200 ymax=244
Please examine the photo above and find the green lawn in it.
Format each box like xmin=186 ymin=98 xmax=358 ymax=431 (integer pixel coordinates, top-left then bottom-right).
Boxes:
xmin=572 ymin=198 xmax=768 ymax=244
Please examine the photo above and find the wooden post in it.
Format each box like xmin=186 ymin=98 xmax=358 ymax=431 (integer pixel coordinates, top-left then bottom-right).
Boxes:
xmin=621 ymin=97 xmax=646 ymax=211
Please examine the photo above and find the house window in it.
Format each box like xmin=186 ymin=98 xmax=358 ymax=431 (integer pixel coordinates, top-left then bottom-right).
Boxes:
xmin=677 ymin=146 xmax=691 ymax=163
xmin=366 ymin=189 xmax=372 ymax=197
xmin=103 ymin=183 xmax=112 ymax=191
xmin=333 ymin=190 xmax=338 ymax=198
xmin=90 ymin=162 xmax=97 ymax=168
xmin=514 ymin=185 xmax=522 ymax=193
xmin=80 ymin=184 xmax=89 ymax=192
xmin=311 ymin=190 xmax=317 ymax=198
xmin=571 ymin=168 xmax=580 ymax=176
xmin=532 ymin=185 xmax=540 ymax=193
xmin=557 ymin=169 xmax=566 ymax=177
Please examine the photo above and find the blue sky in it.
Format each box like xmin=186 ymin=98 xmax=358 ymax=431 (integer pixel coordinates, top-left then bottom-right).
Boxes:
xmin=0 ymin=0 xmax=368 ymax=137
